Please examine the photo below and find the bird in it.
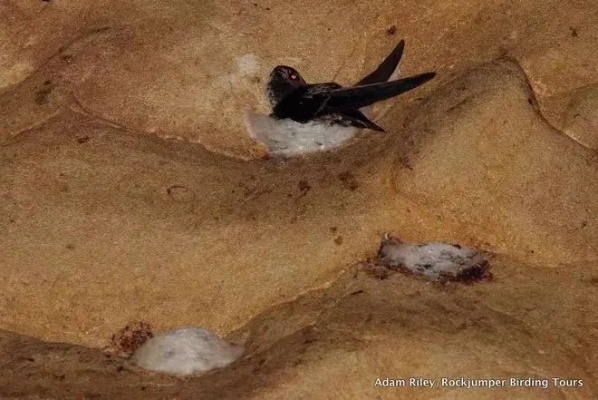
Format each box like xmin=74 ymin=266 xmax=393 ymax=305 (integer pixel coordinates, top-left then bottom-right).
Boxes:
xmin=266 ymin=40 xmax=435 ymax=132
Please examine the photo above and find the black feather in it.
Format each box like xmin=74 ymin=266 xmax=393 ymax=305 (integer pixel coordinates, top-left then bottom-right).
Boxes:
xmin=266 ymin=40 xmax=436 ymax=131
xmin=355 ymin=40 xmax=405 ymax=86
xmin=273 ymin=73 xmax=436 ymax=119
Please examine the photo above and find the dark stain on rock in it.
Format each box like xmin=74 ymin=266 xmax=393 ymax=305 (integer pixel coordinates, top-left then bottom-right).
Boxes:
xmin=397 ymin=155 xmax=413 ymax=170
xmin=386 ymin=25 xmax=397 ymax=36
xmin=35 ymin=80 xmax=54 ymax=105
xmin=338 ymin=172 xmax=359 ymax=191
xmin=570 ymin=27 xmax=578 ymax=37
xmin=446 ymin=261 xmax=493 ymax=284
xmin=76 ymin=136 xmax=90 ymax=144
xmin=108 ymin=321 xmax=153 ymax=358
xmin=298 ymin=180 xmax=311 ymax=193
xmin=334 ymin=236 xmax=343 ymax=245
xmin=296 ymin=180 xmax=311 ymax=200
xmin=167 ymin=185 xmax=196 ymax=203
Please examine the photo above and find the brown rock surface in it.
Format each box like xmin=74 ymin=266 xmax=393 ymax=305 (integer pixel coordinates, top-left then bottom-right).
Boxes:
xmin=562 ymin=85 xmax=598 ymax=150
xmin=1 ymin=258 xmax=597 ymax=399
xmin=0 ymin=0 xmax=597 ymax=399
xmin=2 ymin=0 xmax=597 ymax=158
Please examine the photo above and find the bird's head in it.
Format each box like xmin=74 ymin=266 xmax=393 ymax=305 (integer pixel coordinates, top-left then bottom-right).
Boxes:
xmin=266 ymin=65 xmax=307 ymax=107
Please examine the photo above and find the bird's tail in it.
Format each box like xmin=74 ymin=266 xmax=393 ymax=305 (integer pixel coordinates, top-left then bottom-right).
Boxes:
xmin=339 ymin=109 xmax=385 ymax=132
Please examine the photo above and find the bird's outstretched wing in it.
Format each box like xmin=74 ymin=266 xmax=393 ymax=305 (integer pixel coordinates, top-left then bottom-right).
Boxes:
xmin=317 ymin=72 xmax=436 ymax=112
xmin=355 ymin=40 xmax=405 ymax=86
xmin=337 ymin=109 xmax=385 ymax=132
xmin=273 ymin=72 xmax=436 ymax=120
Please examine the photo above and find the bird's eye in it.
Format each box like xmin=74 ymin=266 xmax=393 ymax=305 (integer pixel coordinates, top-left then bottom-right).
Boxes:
xmin=290 ymin=74 xmax=298 ymax=80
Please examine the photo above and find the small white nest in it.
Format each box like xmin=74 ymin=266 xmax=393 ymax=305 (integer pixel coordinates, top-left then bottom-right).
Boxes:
xmin=244 ymin=110 xmax=360 ymax=157
xmin=132 ymin=327 xmax=244 ymax=376
xmin=377 ymin=236 xmax=491 ymax=283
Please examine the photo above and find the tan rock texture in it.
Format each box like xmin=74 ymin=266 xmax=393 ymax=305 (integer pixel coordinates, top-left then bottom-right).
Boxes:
xmin=0 ymin=0 xmax=597 ymax=398
xmin=1 ymin=258 xmax=597 ymax=399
